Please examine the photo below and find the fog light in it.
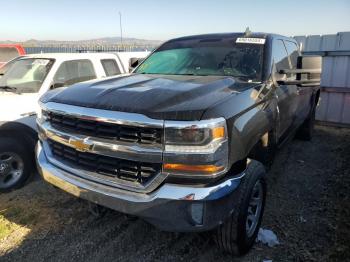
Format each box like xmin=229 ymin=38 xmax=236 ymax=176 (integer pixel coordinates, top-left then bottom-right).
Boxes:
xmin=191 ymin=203 xmax=204 ymax=225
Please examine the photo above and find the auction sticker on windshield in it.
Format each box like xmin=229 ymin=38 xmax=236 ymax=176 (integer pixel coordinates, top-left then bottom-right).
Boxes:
xmin=236 ymin=38 xmax=266 ymax=44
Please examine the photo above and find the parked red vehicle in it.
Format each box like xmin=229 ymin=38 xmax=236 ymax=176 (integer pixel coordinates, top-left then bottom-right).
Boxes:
xmin=0 ymin=44 xmax=26 ymax=68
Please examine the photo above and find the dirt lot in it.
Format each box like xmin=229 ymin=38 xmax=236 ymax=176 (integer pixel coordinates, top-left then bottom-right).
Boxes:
xmin=0 ymin=125 xmax=349 ymax=262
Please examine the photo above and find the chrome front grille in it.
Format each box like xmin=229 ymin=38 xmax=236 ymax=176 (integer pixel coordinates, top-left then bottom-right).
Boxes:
xmin=38 ymin=102 xmax=166 ymax=192
xmin=47 ymin=111 xmax=162 ymax=144
xmin=48 ymin=139 xmax=161 ymax=184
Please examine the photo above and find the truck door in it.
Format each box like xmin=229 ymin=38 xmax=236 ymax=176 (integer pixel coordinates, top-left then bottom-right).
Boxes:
xmin=284 ymin=40 xmax=312 ymax=125
xmin=272 ymin=39 xmax=299 ymax=138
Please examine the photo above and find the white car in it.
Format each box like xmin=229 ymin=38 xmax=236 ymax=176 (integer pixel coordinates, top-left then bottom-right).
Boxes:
xmin=0 ymin=51 xmax=149 ymax=192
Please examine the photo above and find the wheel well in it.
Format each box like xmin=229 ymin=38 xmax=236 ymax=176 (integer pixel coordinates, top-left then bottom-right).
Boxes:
xmin=0 ymin=122 xmax=38 ymax=160
xmin=229 ymin=130 xmax=276 ymax=175
xmin=247 ymin=130 xmax=275 ymax=167
xmin=229 ymin=158 xmax=247 ymax=175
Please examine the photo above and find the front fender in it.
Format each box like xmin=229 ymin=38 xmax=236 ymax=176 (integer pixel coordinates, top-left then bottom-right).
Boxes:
xmin=0 ymin=120 xmax=38 ymax=149
xmin=229 ymin=97 xmax=277 ymax=164
xmin=202 ymin=85 xmax=278 ymax=167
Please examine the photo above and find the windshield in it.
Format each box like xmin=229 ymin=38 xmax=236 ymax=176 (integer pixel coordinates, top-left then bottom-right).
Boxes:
xmin=0 ymin=58 xmax=54 ymax=93
xmin=135 ymin=37 xmax=264 ymax=81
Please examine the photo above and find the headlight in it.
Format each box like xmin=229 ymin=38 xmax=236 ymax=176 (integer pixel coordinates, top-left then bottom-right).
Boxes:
xmin=164 ymin=118 xmax=227 ymax=153
xmin=163 ymin=118 xmax=228 ymax=178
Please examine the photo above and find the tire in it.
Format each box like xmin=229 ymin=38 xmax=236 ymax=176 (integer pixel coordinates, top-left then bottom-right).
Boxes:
xmin=296 ymin=104 xmax=316 ymax=141
xmin=214 ymin=161 xmax=267 ymax=256
xmin=0 ymin=137 xmax=33 ymax=193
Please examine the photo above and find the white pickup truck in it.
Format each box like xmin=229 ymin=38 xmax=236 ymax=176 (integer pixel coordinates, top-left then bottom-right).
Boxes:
xmin=0 ymin=51 xmax=149 ymax=192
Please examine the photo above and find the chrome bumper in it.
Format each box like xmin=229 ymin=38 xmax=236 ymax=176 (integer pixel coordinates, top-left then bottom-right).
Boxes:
xmin=36 ymin=142 xmax=245 ymax=232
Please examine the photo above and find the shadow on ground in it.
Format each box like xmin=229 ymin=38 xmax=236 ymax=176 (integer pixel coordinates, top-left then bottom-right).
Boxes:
xmin=0 ymin=126 xmax=349 ymax=262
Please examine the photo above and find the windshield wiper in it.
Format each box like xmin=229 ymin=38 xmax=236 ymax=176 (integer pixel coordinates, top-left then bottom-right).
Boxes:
xmin=0 ymin=85 xmax=20 ymax=93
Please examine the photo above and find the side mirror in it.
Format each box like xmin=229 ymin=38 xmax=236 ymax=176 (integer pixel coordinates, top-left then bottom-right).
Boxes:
xmin=277 ymin=55 xmax=322 ymax=86
xmin=296 ymin=55 xmax=322 ymax=86
xmin=129 ymin=57 xmax=144 ymax=72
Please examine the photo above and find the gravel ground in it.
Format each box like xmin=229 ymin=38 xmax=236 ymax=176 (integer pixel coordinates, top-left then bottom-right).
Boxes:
xmin=0 ymin=125 xmax=349 ymax=262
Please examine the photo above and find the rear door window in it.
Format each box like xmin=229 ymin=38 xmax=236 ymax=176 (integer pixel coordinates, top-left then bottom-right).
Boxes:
xmin=53 ymin=59 xmax=96 ymax=87
xmin=101 ymin=59 xmax=121 ymax=76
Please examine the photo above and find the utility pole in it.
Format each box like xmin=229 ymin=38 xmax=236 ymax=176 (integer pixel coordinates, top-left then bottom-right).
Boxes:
xmin=119 ymin=11 xmax=123 ymax=48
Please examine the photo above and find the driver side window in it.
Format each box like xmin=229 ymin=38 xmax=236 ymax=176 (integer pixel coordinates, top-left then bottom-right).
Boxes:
xmin=272 ymin=40 xmax=290 ymax=72
xmin=52 ymin=59 xmax=96 ymax=88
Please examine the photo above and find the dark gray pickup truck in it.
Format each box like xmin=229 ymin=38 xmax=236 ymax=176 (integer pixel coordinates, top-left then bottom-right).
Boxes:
xmin=35 ymin=32 xmax=321 ymax=255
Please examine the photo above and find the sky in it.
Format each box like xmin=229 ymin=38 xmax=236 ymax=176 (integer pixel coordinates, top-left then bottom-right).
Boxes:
xmin=1 ymin=0 xmax=350 ymax=41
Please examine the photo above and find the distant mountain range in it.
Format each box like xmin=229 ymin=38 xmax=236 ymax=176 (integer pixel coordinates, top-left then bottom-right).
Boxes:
xmin=0 ymin=37 xmax=163 ymax=47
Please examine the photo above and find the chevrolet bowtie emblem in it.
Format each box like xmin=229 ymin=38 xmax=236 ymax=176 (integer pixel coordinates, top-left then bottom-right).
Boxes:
xmin=68 ymin=138 xmax=93 ymax=152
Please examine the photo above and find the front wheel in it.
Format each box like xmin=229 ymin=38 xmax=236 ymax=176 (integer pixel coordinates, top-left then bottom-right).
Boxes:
xmin=0 ymin=138 xmax=33 ymax=192
xmin=214 ymin=161 xmax=266 ymax=255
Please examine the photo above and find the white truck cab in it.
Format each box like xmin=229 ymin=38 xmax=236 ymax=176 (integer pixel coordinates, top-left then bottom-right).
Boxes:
xmin=0 ymin=51 xmax=149 ymax=191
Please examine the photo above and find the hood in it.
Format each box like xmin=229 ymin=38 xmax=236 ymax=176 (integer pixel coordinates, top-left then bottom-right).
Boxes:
xmin=45 ymin=74 xmax=258 ymax=121
xmin=0 ymin=92 xmax=39 ymax=122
